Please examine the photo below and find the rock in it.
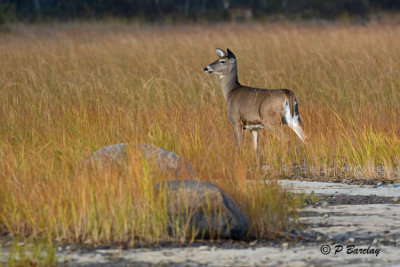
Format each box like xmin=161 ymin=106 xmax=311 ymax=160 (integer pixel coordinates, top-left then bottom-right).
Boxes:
xmin=83 ymin=143 xmax=194 ymax=178
xmin=155 ymin=180 xmax=248 ymax=239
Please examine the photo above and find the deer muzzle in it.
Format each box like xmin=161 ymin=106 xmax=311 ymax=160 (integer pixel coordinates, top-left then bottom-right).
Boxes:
xmin=203 ymin=66 xmax=213 ymax=73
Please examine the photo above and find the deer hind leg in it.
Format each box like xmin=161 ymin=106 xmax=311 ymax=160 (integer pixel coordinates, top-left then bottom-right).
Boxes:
xmin=263 ymin=120 xmax=288 ymax=142
xmin=282 ymin=99 xmax=307 ymax=143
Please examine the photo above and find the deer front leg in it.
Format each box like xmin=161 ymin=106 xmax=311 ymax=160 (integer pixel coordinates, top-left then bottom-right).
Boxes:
xmin=233 ymin=121 xmax=243 ymax=149
xmin=251 ymin=130 xmax=258 ymax=155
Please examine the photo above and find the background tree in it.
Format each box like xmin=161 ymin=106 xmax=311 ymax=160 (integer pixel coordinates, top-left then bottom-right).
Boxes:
xmin=0 ymin=0 xmax=399 ymax=23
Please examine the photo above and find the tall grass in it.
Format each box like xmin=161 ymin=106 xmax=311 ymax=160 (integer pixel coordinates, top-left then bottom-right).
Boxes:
xmin=0 ymin=22 xmax=399 ymax=245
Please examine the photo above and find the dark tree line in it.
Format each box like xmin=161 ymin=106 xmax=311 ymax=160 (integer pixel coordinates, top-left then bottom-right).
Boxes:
xmin=1 ymin=0 xmax=400 ymax=23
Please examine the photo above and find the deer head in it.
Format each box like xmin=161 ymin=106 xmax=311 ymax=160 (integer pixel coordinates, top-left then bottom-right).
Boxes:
xmin=203 ymin=48 xmax=236 ymax=78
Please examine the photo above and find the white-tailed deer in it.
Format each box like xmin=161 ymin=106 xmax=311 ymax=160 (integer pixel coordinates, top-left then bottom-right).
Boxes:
xmin=203 ymin=48 xmax=308 ymax=153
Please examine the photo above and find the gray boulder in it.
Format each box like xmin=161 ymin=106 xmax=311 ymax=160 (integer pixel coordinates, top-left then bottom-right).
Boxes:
xmin=83 ymin=143 xmax=194 ymax=178
xmin=155 ymin=180 xmax=248 ymax=239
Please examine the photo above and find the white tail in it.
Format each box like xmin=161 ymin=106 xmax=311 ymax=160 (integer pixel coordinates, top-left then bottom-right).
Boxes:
xmin=282 ymin=98 xmax=306 ymax=143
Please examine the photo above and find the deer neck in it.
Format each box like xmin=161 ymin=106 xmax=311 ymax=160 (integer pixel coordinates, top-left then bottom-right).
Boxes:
xmin=219 ymin=66 xmax=240 ymax=102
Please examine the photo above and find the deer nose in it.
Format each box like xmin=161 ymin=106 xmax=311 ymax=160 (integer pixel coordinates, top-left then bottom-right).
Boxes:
xmin=203 ymin=67 xmax=208 ymax=72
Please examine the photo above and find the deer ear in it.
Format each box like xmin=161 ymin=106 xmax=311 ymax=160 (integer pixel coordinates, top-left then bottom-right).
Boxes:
xmin=227 ymin=49 xmax=236 ymax=62
xmin=227 ymin=49 xmax=236 ymax=60
xmin=216 ymin=48 xmax=227 ymax=58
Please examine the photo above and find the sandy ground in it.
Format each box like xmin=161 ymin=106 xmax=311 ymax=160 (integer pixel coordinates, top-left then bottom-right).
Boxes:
xmin=56 ymin=244 xmax=399 ymax=266
xmin=277 ymin=180 xmax=400 ymax=197
xmin=300 ymin=204 xmax=400 ymax=244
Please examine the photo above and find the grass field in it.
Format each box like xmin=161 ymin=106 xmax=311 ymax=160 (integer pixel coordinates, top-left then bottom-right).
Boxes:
xmin=0 ymin=22 xmax=399 ymax=246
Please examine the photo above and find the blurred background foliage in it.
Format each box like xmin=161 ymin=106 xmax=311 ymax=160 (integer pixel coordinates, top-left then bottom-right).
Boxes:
xmin=1 ymin=0 xmax=400 ymax=24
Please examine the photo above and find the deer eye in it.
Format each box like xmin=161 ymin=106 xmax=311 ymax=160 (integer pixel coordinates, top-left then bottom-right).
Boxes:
xmin=220 ymin=60 xmax=226 ymax=64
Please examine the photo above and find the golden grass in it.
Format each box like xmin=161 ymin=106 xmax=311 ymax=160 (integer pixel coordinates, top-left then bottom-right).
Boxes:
xmin=0 ymin=22 xmax=399 ymax=245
